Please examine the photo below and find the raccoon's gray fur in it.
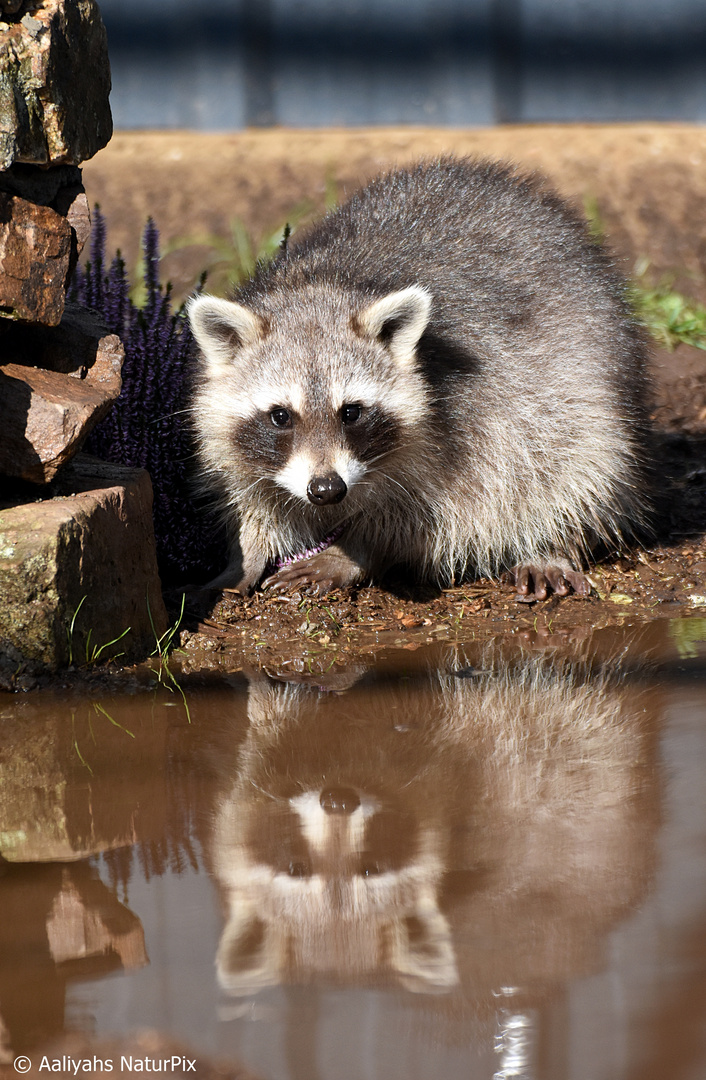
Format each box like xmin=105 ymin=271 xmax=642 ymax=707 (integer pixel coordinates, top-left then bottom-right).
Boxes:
xmin=188 ymin=157 xmax=652 ymax=596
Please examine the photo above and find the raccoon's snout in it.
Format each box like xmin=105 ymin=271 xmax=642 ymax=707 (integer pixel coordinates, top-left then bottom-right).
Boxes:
xmin=307 ymin=474 xmax=348 ymax=505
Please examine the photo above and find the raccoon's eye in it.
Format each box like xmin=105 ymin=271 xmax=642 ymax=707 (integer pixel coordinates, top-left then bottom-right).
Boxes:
xmin=287 ymin=860 xmax=311 ymax=877
xmin=341 ymin=404 xmax=362 ymax=425
xmin=270 ymin=407 xmax=292 ymax=429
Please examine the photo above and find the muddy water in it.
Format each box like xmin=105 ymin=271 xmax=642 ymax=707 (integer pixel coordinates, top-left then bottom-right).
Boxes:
xmin=2 ymin=619 xmax=706 ymax=1080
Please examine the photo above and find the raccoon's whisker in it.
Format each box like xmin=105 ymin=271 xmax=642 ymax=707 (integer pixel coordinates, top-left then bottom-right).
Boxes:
xmin=247 ymin=779 xmax=278 ymax=800
xmin=238 ymin=476 xmax=269 ymax=499
xmin=275 ymin=489 xmax=297 ymax=511
xmin=374 ymin=470 xmax=428 ymax=507
xmin=157 ymin=407 xmax=193 ymax=421
xmin=356 ymin=448 xmax=396 ymax=469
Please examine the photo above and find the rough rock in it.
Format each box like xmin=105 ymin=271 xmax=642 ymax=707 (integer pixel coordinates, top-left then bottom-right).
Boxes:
xmin=46 ymin=876 xmax=148 ymax=967
xmin=0 ymin=160 xmax=79 ymax=202
xmin=0 ymin=455 xmax=168 ymax=669
xmin=0 ymin=163 xmax=91 ymax=256
xmin=0 ymin=190 xmax=73 ymax=323
xmin=0 ymin=363 xmax=115 ymax=482
xmin=0 ymin=299 xmax=123 ymax=382
xmin=0 ymin=0 xmax=112 ymax=170
xmin=0 ymin=691 xmax=174 ymax=862
xmin=63 ymin=183 xmax=91 ymax=254
xmin=0 ymin=303 xmax=123 ymax=482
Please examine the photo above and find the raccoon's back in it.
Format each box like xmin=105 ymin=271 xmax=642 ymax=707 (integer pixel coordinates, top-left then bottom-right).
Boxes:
xmin=239 ymin=158 xmax=645 ymax=392
xmin=238 ymin=156 xmax=648 ymax=434
xmin=242 ymin=158 xmax=628 ymax=331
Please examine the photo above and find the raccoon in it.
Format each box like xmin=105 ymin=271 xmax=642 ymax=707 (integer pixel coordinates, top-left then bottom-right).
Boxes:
xmin=207 ymin=653 xmax=659 ymax=999
xmin=188 ymin=157 xmax=652 ymax=599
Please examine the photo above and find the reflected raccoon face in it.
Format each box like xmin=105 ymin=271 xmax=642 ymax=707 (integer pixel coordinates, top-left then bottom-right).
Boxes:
xmin=244 ymin=786 xmax=418 ymax=882
xmin=214 ymin=782 xmax=457 ymax=996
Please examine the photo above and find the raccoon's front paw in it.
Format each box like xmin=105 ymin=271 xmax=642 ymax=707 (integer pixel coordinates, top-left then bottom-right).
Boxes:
xmin=262 ymin=548 xmax=365 ymax=596
xmin=512 ymin=562 xmax=591 ymax=602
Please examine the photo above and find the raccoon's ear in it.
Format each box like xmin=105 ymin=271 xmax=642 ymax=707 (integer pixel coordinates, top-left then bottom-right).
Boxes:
xmin=355 ymin=286 xmax=432 ymax=366
xmin=188 ymin=295 xmax=267 ymax=369
xmin=216 ymin=901 xmax=279 ymax=994
xmin=390 ymin=892 xmax=459 ymax=993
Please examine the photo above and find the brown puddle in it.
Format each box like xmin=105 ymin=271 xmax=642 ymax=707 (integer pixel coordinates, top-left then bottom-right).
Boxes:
xmin=2 ymin=619 xmax=706 ymax=1080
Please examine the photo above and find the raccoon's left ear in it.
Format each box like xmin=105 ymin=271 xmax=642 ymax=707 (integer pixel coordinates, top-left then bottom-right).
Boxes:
xmin=187 ymin=295 xmax=267 ymax=370
xmin=355 ymin=285 xmax=432 ymax=366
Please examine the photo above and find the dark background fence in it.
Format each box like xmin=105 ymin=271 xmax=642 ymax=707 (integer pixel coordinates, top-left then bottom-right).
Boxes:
xmin=100 ymin=0 xmax=706 ymax=129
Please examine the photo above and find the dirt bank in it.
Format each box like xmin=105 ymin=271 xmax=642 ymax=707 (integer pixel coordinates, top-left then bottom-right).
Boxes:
xmin=82 ymin=124 xmax=706 ymax=304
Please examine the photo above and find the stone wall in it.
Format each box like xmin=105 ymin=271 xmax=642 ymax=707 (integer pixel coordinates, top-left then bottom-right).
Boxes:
xmin=0 ymin=0 xmax=167 ymax=672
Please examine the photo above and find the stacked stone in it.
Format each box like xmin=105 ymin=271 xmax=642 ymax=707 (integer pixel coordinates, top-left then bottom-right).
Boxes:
xmin=0 ymin=0 xmax=167 ymax=674
xmin=0 ymin=0 xmax=120 ymax=482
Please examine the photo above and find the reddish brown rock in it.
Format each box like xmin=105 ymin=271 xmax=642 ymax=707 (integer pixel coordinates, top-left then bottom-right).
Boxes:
xmin=0 ymin=0 xmax=112 ymax=170
xmin=1 ymin=300 xmax=123 ymax=382
xmin=0 ymin=455 xmax=168 ymax=669
xmin=0 ymin=364 xmax=110 ymax=483
xmin=0 ymin=191 xmax=73 ymax=323
xmin=46 ymin=876 xmax=148 ymax=968
xmin=0 ymin=164 xmax=93 ymax=288
xmin=64 ymin=184 xmax=91 ymax=255
xmin=0 ymin=302 xmax=123 ymax=482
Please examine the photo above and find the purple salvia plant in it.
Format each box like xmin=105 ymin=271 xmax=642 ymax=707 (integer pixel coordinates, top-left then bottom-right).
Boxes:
xmin=71 ymin=210 xmax=225 ymax=585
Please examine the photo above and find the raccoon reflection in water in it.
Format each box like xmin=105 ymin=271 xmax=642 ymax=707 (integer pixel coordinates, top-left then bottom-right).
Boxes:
xmin=205 ymin=649 xmax=660 ymax=1039
xmin=189 ymin=157 xmax=653 ymax=601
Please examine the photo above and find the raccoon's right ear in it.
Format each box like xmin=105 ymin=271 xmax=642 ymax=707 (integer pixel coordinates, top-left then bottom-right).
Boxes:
xmin=188 ymin=295 xmax=267 ymax=369
xmin=216 ymin=901 xmax=279 ymax=994
xmin=355 ymin=285 xmax=432 ymax=367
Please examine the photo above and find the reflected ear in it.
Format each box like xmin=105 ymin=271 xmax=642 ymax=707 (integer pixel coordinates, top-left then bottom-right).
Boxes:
xmin=247 ymin=677 xmax=305 ymax=734
xmin=188 ymin=295 xmax=267 ymax=371
xmin=355 ymin=286 xmax=432 ymax=367
xmin=390 ymin=893 xmax=459 ymax=993
xmin=216 ymin=899 xmax=280 ymax=995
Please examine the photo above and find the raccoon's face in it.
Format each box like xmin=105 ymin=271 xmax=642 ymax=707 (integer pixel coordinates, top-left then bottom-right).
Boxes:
xmin=209 ymin=676 xmax=461 ymax=994
xmin=189 ymin=286 xmax=432 ymax=506
xmin=214 ymin=780 xmax=457 ymax=994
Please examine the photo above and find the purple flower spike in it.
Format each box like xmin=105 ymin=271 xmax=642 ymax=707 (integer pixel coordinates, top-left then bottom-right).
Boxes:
xmin=69 ymin=213 xmax=226 ymax=584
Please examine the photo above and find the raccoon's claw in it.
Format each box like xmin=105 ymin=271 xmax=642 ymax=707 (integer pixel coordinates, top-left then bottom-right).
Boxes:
xmin=262 ymin=549 xmax=364 ymax=596
xmin=512 ymin=563 xmax=591 ymax=603
xmin=263 ymin=567 xmax=337 ymax=596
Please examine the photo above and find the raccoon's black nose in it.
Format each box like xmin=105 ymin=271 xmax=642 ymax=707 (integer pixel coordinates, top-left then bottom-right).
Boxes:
xmin=320 ymin=787 xmax=361 ymax=814
xmin=307 ymin=474 xmax=348 ymax=505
